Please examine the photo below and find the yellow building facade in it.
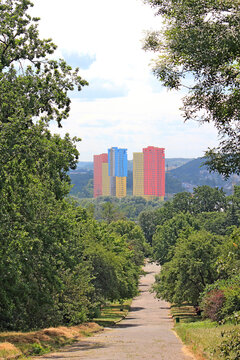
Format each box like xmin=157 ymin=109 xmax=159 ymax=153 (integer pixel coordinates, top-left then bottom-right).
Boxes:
xmin=116 ymin=177 xmax=127 ymax=198
xmin=133 ymin=152 xmax=144 ymax=197
xmin=102 ymin=163 xmax=110 ymax=196
xmin=143 ymin=195 xmax=164 ymax=201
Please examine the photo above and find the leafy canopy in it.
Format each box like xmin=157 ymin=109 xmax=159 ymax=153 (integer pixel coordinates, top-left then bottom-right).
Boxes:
xmin=0 ymin=0 xmax=88 ymax=127
xmin=144 ymin=0 xmax=240 ymax=176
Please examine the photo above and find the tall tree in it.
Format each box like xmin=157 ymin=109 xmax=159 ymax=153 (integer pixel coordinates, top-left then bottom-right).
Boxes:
xmin=0 ymin=0 xmax=90 ymax=330
xmin=144 ymin=0 xmax=240 ymax=176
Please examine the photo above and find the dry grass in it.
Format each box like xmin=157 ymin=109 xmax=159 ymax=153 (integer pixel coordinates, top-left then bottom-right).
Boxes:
xmin=0 ymin=342 xmax=22 ymax=359
xmin=0 ymin=322 xmax=102 ymax=359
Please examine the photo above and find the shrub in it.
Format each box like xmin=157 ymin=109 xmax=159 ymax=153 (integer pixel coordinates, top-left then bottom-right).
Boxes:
xmin=220 ymin=286 xmax=240 ymax=320
xmin=202 ymin=289 xmax=225 ymax=321
xmin=218 ymin=329 xmax=240 ymax=360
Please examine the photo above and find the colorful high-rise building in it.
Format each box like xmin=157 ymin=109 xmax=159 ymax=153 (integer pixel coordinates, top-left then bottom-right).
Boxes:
xmin=132 ymin=146 xmax=165 ymax=200
xmin=102 ymin=162 xmax=110 ymax=196
xmin=93 ymin=153 xmax=108 ymax=198
xmin=93 ymin=146 xmax=164 ymax=200
xmin=143 ymin=146 xmax=165 ymax=200
xmin=133 ymin=152 xmax=144 ymax=197
xmin=108 ymin=147 xmax=127 ymax=198
xmin=116 ymin=177 xmax=127 ymax=198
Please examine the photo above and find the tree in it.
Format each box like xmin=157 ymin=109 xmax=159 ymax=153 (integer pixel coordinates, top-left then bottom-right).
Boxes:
xmin=108 ymin=220 xmax=150 ymax=266
xmin=0 ymin=0 xmax=91 ymax=330
xmin=226 ymin=186 xmax=240 ymax=227
xmin=196 ymin=211 xmax=229 ymax=236
xmin=152 ymin=212 xmax=199 ymax=265
xmin=0 ymin=0 xmax=88 ymax=127
xmin=138 ymin=199 xmax=179 ymax=244
xmin=171 ymin=192 xmax=193 ymax=213
xmin=192 ymin=186 xmax=227 ymax=213
xmin=101 ymin=202 xmax=125 ymax=224
xmin=144 ymin=0 xmax=240 ymax=176
xmin=153 ymin=230 xmax=223 ymax=304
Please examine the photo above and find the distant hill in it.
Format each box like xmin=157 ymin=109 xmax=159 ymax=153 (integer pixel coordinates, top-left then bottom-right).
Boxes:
xmin=170 ymin=157 xmax=239 ymax=194
xmin=74 ymin=162 xmax=93 ymax=171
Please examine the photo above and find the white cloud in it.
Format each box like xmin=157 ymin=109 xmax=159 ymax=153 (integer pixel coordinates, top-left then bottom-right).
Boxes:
xmin=50 ymin=89 xmax=219 ymax=160
xmin=31 ymin=0 xmax=219 ymax=160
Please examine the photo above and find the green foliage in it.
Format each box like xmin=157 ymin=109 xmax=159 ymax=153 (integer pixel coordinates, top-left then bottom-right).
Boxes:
xmin=200 ymin=269 xmax=240 ymax=325
xmin=192 ymin=186 xmax=227 ymax=213
xmin=218 ymin=329 xmax=240 ymax=360
xmin=70 ymin=170 xmax=94 ymax=198
xmin=74 ymin=195 xmax=164 ymax=222
xmin=108 ymin=220 xmax=150 ymax=266
xmin=0 ymin=0 xmax=88 ymax=127
xmin=144 ymin=0 xmax=240 ymax=176
xmin=138 ymin=199 xmax=177 ymax=244
xmin=153 ymin=230 xmax=223 ymax=304
xmin=216 ymin=228 xmax=240 ymax=278
xmin=139 ymin=186 xmax=226 ymax=244
xmin=101 ymin=202 xmax=125 ymax=223
xmin=152 ymin=212 xmax=200 ymax=265
xmin=196 ymin=212 xmax=229 ymax=236
xmin=30 ymin=343 xmax=51 ymax=356
xmin=145 ymin=184 xmax=240 ymax=318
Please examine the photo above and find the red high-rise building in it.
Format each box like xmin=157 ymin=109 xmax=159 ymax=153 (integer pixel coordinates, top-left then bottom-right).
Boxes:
xmin=93 ymin=153 xmax=108 ymax=198
xmin=143 ymin=146 xmax=165 ymax=199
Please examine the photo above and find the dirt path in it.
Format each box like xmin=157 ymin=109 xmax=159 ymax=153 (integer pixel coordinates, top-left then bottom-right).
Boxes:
xmin=35 ymin=262 xmax=195 ymax=360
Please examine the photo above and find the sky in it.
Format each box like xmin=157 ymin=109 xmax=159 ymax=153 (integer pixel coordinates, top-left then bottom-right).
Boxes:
xmin=31 ymin=0 xmax=219 ymax=161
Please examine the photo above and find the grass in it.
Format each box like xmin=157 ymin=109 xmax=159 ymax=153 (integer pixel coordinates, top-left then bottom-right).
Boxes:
xmin=93 ymin=299 xmax=132 ymax=327
xmin=171 ymin=304 xmax=240 ymax=360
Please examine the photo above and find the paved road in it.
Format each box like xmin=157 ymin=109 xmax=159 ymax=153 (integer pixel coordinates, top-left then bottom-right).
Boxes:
xmin=36 ymin=262 xmax=195 ymax=360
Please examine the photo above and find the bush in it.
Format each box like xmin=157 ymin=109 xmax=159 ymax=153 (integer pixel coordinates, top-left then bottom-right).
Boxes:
xmin=201 ymin=275 xmax=240 ymax=322
xmin=221 ymin=286 xmax=240 ymax=320
xmin=202 ymin=289 xmax=225 ymax=321
xmin=218 ymin=329 xmax=240 ymax=360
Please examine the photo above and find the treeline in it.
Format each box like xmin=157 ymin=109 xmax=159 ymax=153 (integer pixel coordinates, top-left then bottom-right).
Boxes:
xmin=0 ymin=119 xmax=148 ymax=332
xmin=0 ymin=1 xmax=148 ymax=331
xmin=73 ymin=195 xmax=164 ymax=221
xmin=139 ymin=186 xmax=240 ymax=322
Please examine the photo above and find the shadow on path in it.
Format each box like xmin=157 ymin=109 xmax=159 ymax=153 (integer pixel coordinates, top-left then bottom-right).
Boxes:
xmin=43 ymin=341 xmax=107 ymax=358
xmin=113 ymin=323 xmax=141 ymax=329
xmin=130 ymin=306 xmax=145 ymax=312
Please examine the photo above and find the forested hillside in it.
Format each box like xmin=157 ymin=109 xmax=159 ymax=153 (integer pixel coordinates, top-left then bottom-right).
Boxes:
xmin=170 ymin=158 xmax=239 ymax=194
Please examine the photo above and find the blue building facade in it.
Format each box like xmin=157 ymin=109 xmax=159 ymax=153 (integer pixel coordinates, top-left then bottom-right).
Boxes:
xmin=108 ymin=147 xmax=128 ymax=197
xmin=108 ymin=147 xmax=127 ymax=177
